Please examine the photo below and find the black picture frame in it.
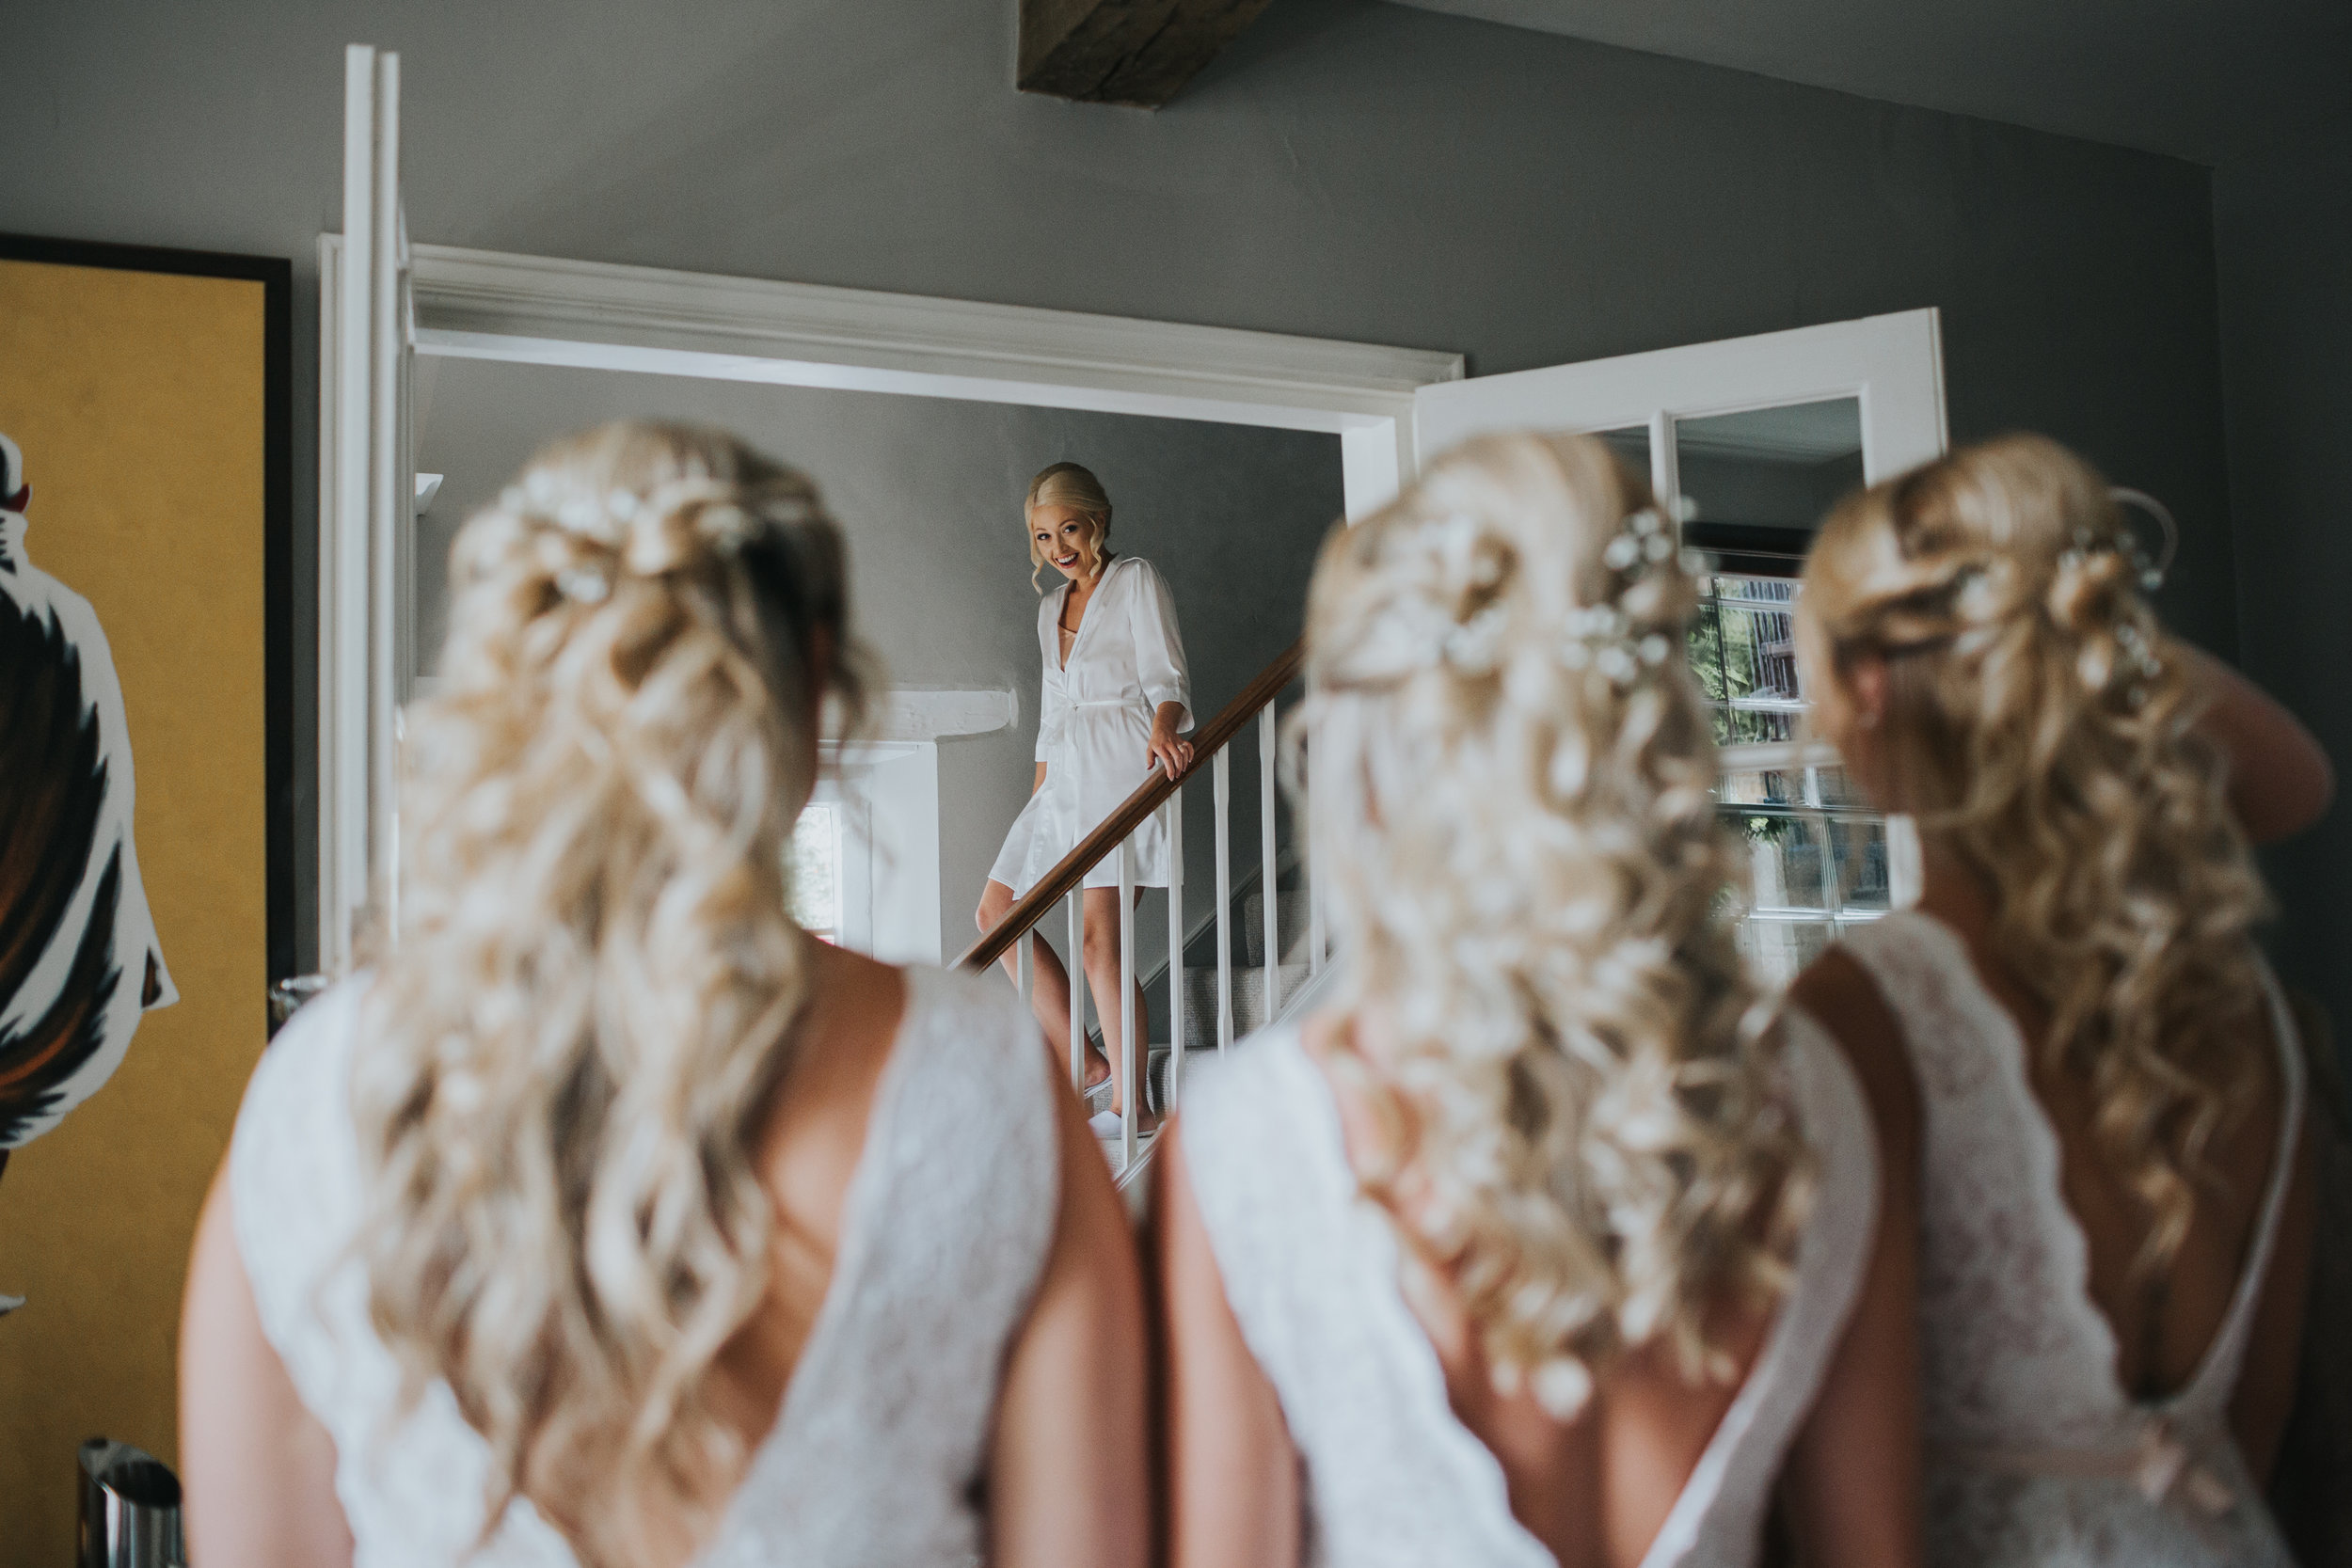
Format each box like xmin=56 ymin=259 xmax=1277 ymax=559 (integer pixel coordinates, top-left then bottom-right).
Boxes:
xmin=0 ymin=231 xmax=298 ymax=987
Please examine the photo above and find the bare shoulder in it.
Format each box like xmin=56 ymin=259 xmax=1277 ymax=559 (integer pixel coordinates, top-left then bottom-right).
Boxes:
xmin=1789 ymin=949 xmax=1921 ymax=1163
xmin=755 ymin=945 xmax=910 ymax=1194
xmin=800 ymin=942 xmax=910 ymax=1044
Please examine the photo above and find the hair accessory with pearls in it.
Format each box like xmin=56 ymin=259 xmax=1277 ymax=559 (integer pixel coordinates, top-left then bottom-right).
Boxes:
xmin=2068 ymin=486 xmax=2178 ymax=594
xmin=1422 ymin=501 xmax=1692 ymax=689
xmin=554 ymin=565 xmax=612 ymax=605
xmin=2053 ymin=487 xmax=2177 ymax=707
xmin=1557 ymin=506 xmax=1688 ymax=689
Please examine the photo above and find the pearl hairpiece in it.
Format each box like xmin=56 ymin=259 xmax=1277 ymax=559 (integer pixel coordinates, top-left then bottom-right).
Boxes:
xmin=2058 ymin=487 xmax=2178 ymax=706
xmin=506 ymin=474 xmax=802 ymax=604
xmin=1431 ymin=502 xmax=1699 ymax=689
xmin=1557 ymin=504 xmax=1701 ymax=690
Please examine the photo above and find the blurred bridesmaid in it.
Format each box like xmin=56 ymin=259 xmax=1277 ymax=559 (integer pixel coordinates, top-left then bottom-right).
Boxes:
xmin=1791 ymin=435 xmax=2327 ymax=1567
xmin=183 ymin=423 xmax=1147 ymax=1568
xmin=1156 ymin=434 xmax=1920 ymax=1568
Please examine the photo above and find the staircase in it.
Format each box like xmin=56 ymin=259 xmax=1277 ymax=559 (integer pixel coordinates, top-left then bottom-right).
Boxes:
xmin=957 ymin=641 xmax=1328 ymax=1187
xmin=1146 ymin=883 xmax=1311 ymax=1104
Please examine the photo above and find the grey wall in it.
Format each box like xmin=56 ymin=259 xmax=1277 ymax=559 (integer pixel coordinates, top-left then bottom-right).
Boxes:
xmin=8 ymin=0 xmax=2239 ymax=968
xmin=413 ymin=360 xmax=1339 ymax=961
xmin=2215 ymin=119 xmax=2352 ymax=1036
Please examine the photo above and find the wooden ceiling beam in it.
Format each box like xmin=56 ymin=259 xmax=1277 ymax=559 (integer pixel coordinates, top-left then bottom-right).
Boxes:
xmin=1018 ymin=0 xmax=1278 ymax=108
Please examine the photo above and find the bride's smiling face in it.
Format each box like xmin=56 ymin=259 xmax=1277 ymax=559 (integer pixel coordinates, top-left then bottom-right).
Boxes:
xmin=1032 ymin=504 xmax=1103 ymax=582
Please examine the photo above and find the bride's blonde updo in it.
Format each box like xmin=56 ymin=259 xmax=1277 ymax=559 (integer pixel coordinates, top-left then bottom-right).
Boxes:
xmin=1802 ymin=433 xmax=2269 ymax=1273
xmin=1297 ymin=432 xmax=1809 ymax=1416
xmin=355 ymin=421 xmax=872 ymax=1565
xmin=1025 ymin=460 xmax=1113 ymax=591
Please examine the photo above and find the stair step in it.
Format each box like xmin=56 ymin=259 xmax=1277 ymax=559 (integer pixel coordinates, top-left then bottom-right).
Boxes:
xmin=1179 ymin=963 xmax=1311 ymax=1052
xmin=1240 ymin=890 xmax=1311 ymax=968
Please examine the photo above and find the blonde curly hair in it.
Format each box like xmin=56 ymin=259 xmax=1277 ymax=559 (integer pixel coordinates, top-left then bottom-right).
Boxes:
xmin=1801 ymin=433 xmax=2270 ymax=1275
xmin=353 ymin=421 xmax=872 ymax=1564
xmin=1295 ymin=432 xmax=1810 ymax=1416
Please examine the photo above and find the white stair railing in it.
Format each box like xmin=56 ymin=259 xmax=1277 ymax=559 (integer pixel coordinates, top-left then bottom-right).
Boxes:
xmin=958 ymin=640 xmax=1324 ymax=1183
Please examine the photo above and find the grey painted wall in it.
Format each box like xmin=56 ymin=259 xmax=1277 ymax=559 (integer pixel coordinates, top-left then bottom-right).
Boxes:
xmin=2215 ymin=120 xmax=2352 ymax=1037
xmin=8 ymin=0 xmax=2237 ymax=967
xmin=412 ymin=359 xmax=1339 ymax=962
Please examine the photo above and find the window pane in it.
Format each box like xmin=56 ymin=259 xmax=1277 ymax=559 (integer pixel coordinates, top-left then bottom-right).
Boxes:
xmin=1673 ymin=400 xmax=1863 ymax=532
xmin=1733 ymin=810 xmax=1828 ymax=912
xmin=1597 ymin=423 xmax=1654 ymax=488
xmin=1663 ymin=398 xmax=1899 ymax=987
xmin=1827 ymin=816 xmax=1892 ymax=911
xmin=1692 ymin=575 xmax=1803 ymax=746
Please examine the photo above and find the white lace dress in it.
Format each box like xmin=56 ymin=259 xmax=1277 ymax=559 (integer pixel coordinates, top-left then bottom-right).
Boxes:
xmin=1179 ymin=1015 xmax=1880 ymax=1568
xmin=1838 ymin=912 xmax=2304 ymax=1568
xmin=230 ymin=964 xmax=1059 ymax=1568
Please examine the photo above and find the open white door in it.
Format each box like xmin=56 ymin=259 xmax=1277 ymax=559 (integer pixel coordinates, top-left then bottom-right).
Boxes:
xmin=1415 ymin=310 xmax=1949 ymax=982
xmin=1412 ymin=309 xmax=1946 ymax=503
xmin=318 ymin=44 xmax=413 ymax=971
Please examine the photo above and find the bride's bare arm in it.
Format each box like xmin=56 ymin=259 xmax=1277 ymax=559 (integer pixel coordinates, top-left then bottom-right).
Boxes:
xmin=181 ymin=1158 xmax=355 ymax=1568
xmin=989 ymin=1075 xmax=1150 ymax=1568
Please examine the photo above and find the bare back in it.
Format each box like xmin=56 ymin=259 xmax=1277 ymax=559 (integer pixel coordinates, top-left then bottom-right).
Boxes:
xmin=1812 ymin=899 xmax=2312 ymax=1567
xmin=1309 ymin=1017 xmax=1775 ymax=1568
xmin=183 ymin=957 xmax=1134 ymax=1568
xmin=1155 ymin=1010 xmax=1908 ymax=1568
xmin=1910 ymin=879 xmax=2311 ymax=1422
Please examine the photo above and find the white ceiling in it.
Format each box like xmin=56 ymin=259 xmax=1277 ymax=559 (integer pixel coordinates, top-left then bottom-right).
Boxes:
xmin=1386 ymin=0 xmax=2352 ymax=165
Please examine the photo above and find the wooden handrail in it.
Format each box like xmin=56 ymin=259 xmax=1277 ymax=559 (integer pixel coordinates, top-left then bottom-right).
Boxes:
xmin=955 ymin=639 xmax=1305 ymax=972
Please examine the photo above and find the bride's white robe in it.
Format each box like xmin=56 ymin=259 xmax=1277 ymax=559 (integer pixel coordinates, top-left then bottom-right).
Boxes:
xmin=989 ymin=555 xmax=1192 ymax=893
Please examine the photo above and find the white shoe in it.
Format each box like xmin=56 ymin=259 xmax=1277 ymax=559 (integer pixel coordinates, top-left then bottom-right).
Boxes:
xmin=1088 ymin=1110 xmax=1124 ymax=1139
xmin=0 ymin=1293 xmax=22 ymax=1317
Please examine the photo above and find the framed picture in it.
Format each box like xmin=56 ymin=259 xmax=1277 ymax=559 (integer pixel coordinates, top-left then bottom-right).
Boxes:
xmin=0 ymin=231 xmax=292 ymax=1548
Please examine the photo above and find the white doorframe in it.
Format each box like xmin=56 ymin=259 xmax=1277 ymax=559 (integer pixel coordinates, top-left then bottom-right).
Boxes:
xmin=314 ymin=239 xmax=1462 ymax=966
xmin=394 ymin=242 xmax=1460 ymax=513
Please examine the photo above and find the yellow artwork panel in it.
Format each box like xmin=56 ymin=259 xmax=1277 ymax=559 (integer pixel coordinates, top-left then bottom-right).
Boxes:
xmin=0 ymin=255 xmax=272 ymax=1557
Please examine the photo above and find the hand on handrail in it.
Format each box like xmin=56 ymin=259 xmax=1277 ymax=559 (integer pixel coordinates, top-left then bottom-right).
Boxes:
xmin=954 ymin=639 xmax=1303 ymax=974
xmin=1148 ymin=702 xmax=1194 ymax=781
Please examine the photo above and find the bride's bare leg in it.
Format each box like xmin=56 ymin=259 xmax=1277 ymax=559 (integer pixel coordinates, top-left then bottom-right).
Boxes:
xmin=1079 ymin=888 xmax=1156 ymax=1121
xmin=977 ymin=880 xmax=1106 ymax=1087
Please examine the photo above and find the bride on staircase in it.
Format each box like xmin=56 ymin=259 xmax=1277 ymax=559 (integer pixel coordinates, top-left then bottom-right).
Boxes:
xmin=977 ymin=461 xmax=1195 ymax=1128
xmin=1153 ymin=433 xmax=1920 ymax=1568
xmin=179 ymin=423 xmax=1147 ymax=1568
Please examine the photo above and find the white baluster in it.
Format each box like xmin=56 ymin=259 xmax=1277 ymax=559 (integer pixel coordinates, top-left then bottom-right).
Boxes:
xmin=1260 ymin=705 xmax=1279 ymax=1024
xmin=1308 ymin=816 xmax=1325 ymax=978
xmin=1119 ymin=836 xmax=1137 ymax=1171
xmin=1214 ymin=749 xmax=1232 ymax=1055
xmin=1166 ymin=780 xmax=1184 ymax=1111
xmin=1013 ymin=925 xmax=1027 ymax=998
xmin=1067 ymin=888 xmax=1085 ymax=1094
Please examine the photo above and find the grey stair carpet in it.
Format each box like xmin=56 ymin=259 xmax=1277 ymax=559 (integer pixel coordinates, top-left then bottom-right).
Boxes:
xmin=1180 ymin=963 xmax=1311 ymax=1052
xmin=1239 ymin=888 xmax=1312 ymax=969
